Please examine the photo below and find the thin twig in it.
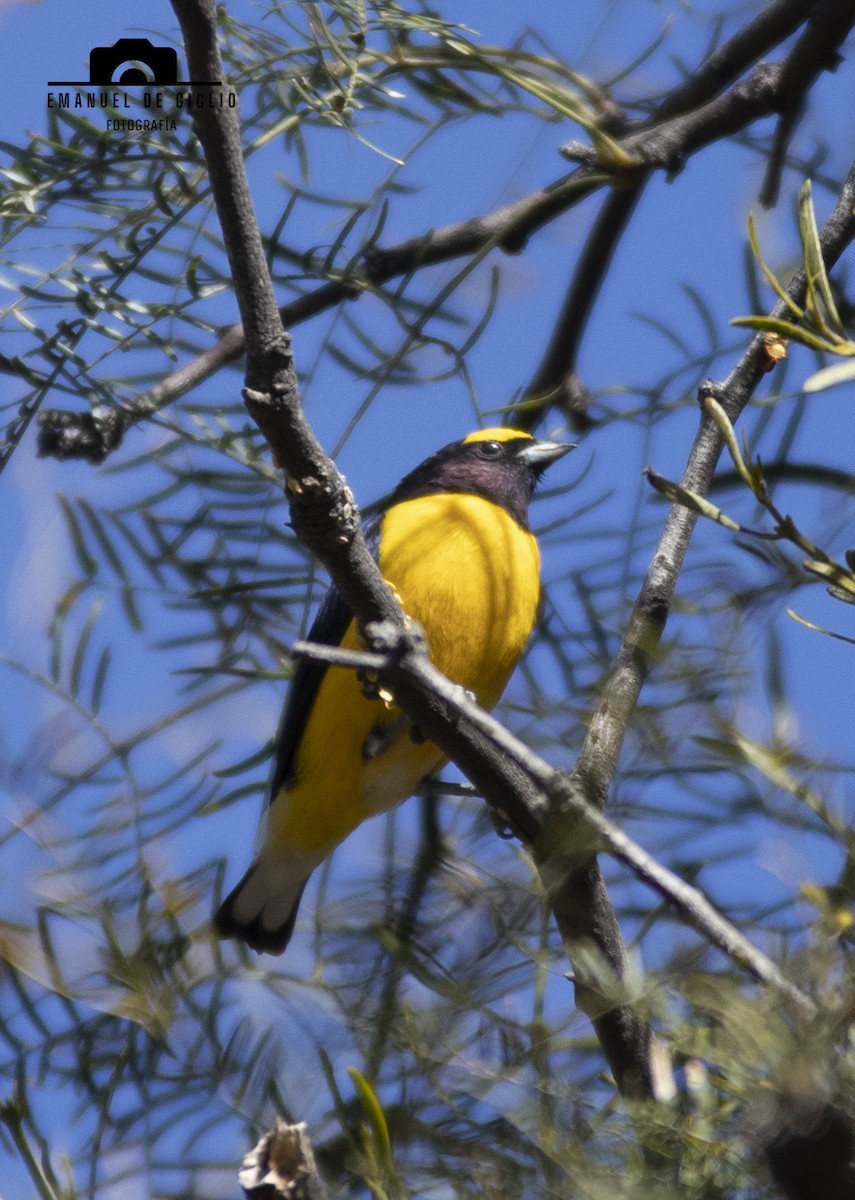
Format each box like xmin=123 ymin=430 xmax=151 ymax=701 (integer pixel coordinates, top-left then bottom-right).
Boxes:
xmin=292 ymin=633 xmax=816 ymax=1016
xmin=513 ymin=184 xmax=643 ymax=432
xmin=576 ymin=158 xmax=855 ymax=809
xmin=169 ymin=0 xmax=852 ymax=1108
xmin=37 ymin=3 xmax=855 ymax=462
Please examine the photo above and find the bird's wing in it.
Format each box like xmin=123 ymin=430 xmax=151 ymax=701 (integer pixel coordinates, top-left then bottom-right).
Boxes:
xmin=267 ymin=515 xmax=383 ymax=800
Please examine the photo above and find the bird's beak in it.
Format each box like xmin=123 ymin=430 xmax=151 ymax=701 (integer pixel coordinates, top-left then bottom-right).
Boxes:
xmin=515 ymin=439 xmax=576 ymax=470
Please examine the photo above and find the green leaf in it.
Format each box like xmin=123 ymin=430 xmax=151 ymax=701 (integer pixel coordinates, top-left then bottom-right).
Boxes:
xmin=803 ymin=358 xmax=855 ymax=393
xmin=798 ymin=179 xmax=843 ymax=335
xmin=56 ymin=500 xmax=96 ymax=581
xmin=702 ymin=395 xmax=758 ymax=492
xmin=120 ymin=581 xmax=144 ymax=632
xmin=348 ymin=1068 xmax=394 ymax=1170
xmin=787 ymin=607 xmax=855 ymax=646
xmin=730 ymin=315 xmax=839 ymax=354
xmin=77 ymin=498 xmax=129 ymax=582
xmin=91 ymin=645 xmax=111 ymax=714
xmin=644 ymin=468 xmax=742 ymax=530
xmin=745 ymin=212 xmax=803 ymax=319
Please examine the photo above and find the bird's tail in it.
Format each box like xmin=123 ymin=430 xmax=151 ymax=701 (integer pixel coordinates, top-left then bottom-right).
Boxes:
xmin=214 ymin=850 xmax=310 ymax=955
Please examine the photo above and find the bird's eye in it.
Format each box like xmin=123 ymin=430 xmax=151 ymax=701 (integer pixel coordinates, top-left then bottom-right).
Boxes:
xmin=479 ymin=441 xmax=502 ymax=459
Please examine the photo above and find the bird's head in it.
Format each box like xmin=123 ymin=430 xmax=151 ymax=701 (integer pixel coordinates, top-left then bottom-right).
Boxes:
xmin=391 ymin=427 xmax=574 ymax=529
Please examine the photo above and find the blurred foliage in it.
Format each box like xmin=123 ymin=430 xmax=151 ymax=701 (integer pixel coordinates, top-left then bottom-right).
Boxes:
xmin=1 ymin=1 xmax=855 ymax=1197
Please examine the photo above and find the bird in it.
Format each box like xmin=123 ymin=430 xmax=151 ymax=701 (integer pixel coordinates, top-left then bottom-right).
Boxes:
xmin=214 ymin=427 xmax=573 ymax=954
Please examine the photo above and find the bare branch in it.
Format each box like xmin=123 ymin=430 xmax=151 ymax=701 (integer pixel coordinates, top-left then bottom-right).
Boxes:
xmin=293 ymin=631 xmax=816 ymax=1017
xmin=576 ymin=159 xmax=855 ymax=808
xmin=167 ymin=0 xmax=855 ymax=1111
xmin=37 ymin=1 xmax=855 ymax=462
xmin=652 ymin=0 xmax=818 ymax=121
xmin=513 ymin=184 xmax=642 ymax=432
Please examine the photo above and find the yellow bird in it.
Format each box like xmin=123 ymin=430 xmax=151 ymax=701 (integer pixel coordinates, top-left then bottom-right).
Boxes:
xmin=215 ymin=428 xmax=572 ymax=953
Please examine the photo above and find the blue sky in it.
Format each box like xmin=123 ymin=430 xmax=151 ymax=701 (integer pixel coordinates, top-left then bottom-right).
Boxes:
xmin=2 ymin=0 xmax=853 ymax=978
xmin=2 ymin=1 xmax=855 ymax=1193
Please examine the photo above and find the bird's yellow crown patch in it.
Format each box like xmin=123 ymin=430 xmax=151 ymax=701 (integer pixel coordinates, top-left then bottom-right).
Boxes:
xmin=464 ymin=427 xmax=532 ymax=444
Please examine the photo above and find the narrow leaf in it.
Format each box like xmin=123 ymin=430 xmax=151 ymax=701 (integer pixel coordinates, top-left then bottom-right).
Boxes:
xmin=644 ymin=468 xmax=742 ymax=530
xmin=787 ymin=607 xmax=855 ymax=646
xmin=803 ymin=358 xmax=855 ymax=393
xmin=730 ymin=316 xmax=838 ymax=354
xmin=70 ymin=596 xmax=103 ymax=699
xmin=798 ymin=179 xmax=843 ymax=334
xmin=746 ymin=212 xmax=803 ymax=319
xmin=347 ymin=1067 xmax=394 ymax=1173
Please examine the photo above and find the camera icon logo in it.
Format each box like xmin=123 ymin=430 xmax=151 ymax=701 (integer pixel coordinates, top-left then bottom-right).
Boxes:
xmin=89 ymin=38 xmax=178 ymax=86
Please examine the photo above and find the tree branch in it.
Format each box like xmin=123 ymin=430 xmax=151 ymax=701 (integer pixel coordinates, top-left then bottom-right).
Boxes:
xmin=760 ymin=0 xmax=854 ymax=205
xmin=37 ymin=1 xmax=855 ymax=462
xmin=36 ymin=174 xmax=606 ymax=463
xmin=562 ymin=1 xmax=855 ymax=175
xmin=293 ymin=632 xmax=816 ymax=1017
xmin=167 ymin=0 xmax=661 ymax=1100
xmin=652 ymin=0 xmax=819 ymax=121
xmin=169 ymin=0 xmax=855 ymax=1110
xmin=575 ymin=157 xmax=855 ymax=810
xmin=546 ymin=153 xmax=855 ymax=1096
xmin=513 ymin=184 xmax=643 ymax=433
xmin=512 ymin=0 xmax=828 ymax=433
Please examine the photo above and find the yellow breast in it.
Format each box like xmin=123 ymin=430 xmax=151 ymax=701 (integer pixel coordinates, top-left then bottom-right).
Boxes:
xmin=378 ymin=493 xmax=540 ymax=708
xmin=270 ymin=492 xmax=540 ymax=856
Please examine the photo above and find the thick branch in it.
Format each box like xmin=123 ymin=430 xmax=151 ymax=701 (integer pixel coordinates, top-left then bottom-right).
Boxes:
xmin=168 ymin=0 xmax=658 ymax=1099
xmin=294 ymin=632 xmax=815 ymax=1016
xmin=168 ymin=0 xmax=851 ymax=1108
xmin=37 ymin=1 xmax=855 ymax=461
xmin=652 ymin=0 xmax=819 ymax=121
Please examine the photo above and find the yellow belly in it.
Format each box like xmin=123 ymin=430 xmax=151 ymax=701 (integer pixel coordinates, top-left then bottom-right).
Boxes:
xmin=269 ymin=493 xmax=540 ymax=856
